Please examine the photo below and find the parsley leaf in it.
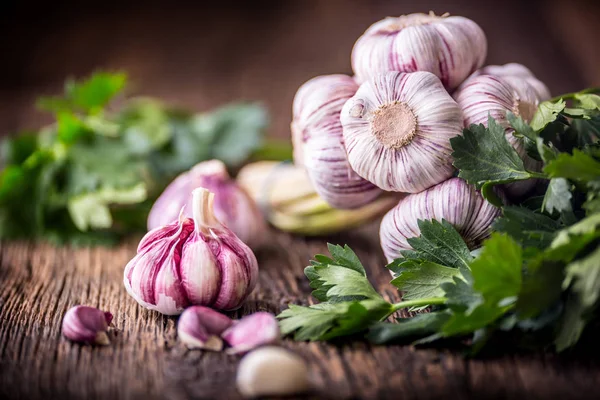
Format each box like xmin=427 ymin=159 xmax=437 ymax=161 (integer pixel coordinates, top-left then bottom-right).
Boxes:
xmin=493 ymin=206 xmax=562 ymax=248
xmin=367 ymin=311 xmax=451 ymax=344
xmin=544 ymin=149 xmax=600 ymax=183
xmin=530 ymin=99 xmax=566 ymax=131
xmin=390 ymin=261 xmax=461 ymax=302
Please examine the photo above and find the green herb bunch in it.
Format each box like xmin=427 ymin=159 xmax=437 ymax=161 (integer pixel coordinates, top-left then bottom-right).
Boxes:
xmin=277 ymin=89 xmax=600 ymax=353
xmin=0 ymin=72 xmax=273 ymax=245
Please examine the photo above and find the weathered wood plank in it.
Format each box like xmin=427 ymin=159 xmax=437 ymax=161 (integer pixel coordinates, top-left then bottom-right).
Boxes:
xmin=1 ymin=227 xmax=599 ymax=400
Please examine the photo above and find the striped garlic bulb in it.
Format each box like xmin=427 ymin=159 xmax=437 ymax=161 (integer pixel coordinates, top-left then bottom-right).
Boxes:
xmin=380 ymin=177 xmax=500 ymax=263
xmin=340 ymin=71 xmax=463 ymax=193
xmin=291 ymin=74 xmax=382 ymax=209
xmin=453 ymin=70 xmax=550 ymax=198
xmin=351 ymin=12 xmax=487 ymax=90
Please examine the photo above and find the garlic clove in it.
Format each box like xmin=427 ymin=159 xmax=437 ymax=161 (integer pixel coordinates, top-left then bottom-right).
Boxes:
xmin=222 ymin=312 xmax=280 ymax=355
xmin=351 ymin=13 xmax=487 ymax=90
xmin=177 ymin=306 xmax=233 ymax=351
xmin=147 ymin=159 xmax=266 ymax=248
xmin=380 ymin=177 xmax=501 ymax=263
xmin=236 ymin=346 xmax=311 ymax=398
xmin=62 ymin=305 xmax=113 ymax=345
xmin=340 ymin=71 xmax=463 ymax=193
xmin=291 ymin=74 xmax=382 ymax=209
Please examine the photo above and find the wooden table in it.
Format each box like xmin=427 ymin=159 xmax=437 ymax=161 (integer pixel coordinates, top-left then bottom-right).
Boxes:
xmin=1 ymin=226 xmax=599 ymax=399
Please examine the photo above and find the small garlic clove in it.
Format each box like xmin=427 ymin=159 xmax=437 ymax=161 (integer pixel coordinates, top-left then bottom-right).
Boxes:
xmin=291 ymin=74 xmax=382 ymax=209
xmin=147 ymin=159 xmax=266 ymax=248
xmin=351 ymin=13 xmax=487 ymax=90
xmin=340 ymin=71 xmax=463 ymax=193
xmin=222 ymin=312 xmax=280 ymax=354
xmin=236 ymin=346 xmax=311 ymax=398
xmin=62 ymin=305 xmax=113 ymax=345
xmin=380 ymin=177 xmax=501 ymax=263
xmin=177 ymin=306 xmax=233 ymax=351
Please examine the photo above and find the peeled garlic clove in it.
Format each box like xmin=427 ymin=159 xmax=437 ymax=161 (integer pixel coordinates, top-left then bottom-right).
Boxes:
xmin=351 ymin=13 xmax=487 ymax=90
xmin=124 ymin=188 xmax=259 ymax=315
xmin=291 ymin=74 xmax=382 ymax=209
xmin=177 ymin=306 xmax=233 ymax=351
xmin=341 ymin=71 xmax=463 ymax=193
xmin=454 ymin=74 xmax=549 ymax=198
xmin=236 ymin=346 xmax=311 ymax=398
xmin=380 ymin=177 xmax=501 ymax=263
xmin=62 ymin=305 xmax=113 ymax=345
xmin=147 ymin=160 xmax=266 ymax=248
xmin=222 ymin=312 xmax=280 ymax=354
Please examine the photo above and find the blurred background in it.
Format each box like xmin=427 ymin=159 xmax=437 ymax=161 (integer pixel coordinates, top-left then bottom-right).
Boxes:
xmin=1 ymin=0 xmax=598 ymax=139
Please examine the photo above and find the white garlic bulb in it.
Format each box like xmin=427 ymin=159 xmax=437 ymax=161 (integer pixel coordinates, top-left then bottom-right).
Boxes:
xmin=454 ymin=71 xmax=550 ymax=198
xmin=340 ymin=71 xmax=463 ymax=193
xmin=380 ymin=177 xmax=500 ymax=263
xmin=291 ymin=74 xmax=382 ymax=209
xmin=351 ymin=13 xmax=487 ymax=90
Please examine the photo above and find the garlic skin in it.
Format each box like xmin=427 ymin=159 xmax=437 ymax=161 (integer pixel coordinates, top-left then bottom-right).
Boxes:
xmin=380 ymin=178 xmax=500 ymax=263
xmin=340 ymin=71 xmax=463 ymax=193
xmin=177 ymin=306 xmax=233 ymax=351
xmin=62 ymin=305 xmax=113 ymax=345
xmin=351 ymin=13 xmax=487 ymax=90
xmin=124 ymin=188 xmax=259 ymax=315
xmin=291 ymin=74 xmax=381 ymax=209
xmin=236 ymin=346 xmax=311 ymax=398
xmin=147 ymin=160 xmax=266 ymax=248
xmin=454 ymin=73 xmax=549 ymax=198
xmin=222 ymin=312 xmax=280 ymax=354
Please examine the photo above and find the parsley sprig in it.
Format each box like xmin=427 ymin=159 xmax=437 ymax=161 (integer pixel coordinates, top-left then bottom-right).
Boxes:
xmin=278 ymin=89 xmax=600 ymax=353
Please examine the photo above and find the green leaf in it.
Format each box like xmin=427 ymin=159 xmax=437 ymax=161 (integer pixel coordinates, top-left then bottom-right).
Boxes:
xmin=493 ymin=206 xmax=562 ymax=248
xmin=390 ymin=261 xmax=461 ymax=302
xmin=542 ymin=178 xmax=573 ymax=214
xmin=327 ymin=243 xmax=366 ymax=275
xmin=507 ymin=112 xmax=537 ymax=142
xmin=516 ymin=256 xmax=564 ymax=319
xmin=451 ymin=116 xmax=533 ymax=188
xmin=367 ymin=311 xmax=451 ymax=344
xmin=563 ymin=246 xmax=600 ymax=309
xmin=555 ymin=296 xmax=587 ymax=352
xmin=544 ymin=149 xmax=600 ymax=183
xmin=530 ymin=99 xmax=566 ymax=131
xmin=441 ymin=275 xmax=481 ymax=312
xmin=575 ymin=93 xmax=600 ymax=110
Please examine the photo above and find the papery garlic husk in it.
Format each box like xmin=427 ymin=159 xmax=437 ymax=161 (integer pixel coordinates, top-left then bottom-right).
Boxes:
xmin=177 ymin=305 xmax=233 ymax=351
xmin=236 ymin=161 xmax=400 ymax=235
xmin=236 ymin=346 xmax=311 ymax=398
xmin=147 ymin=160 xmax=266 ymax=248
xmin=222 ymin=312 xmax=280 ymax=354
xmin=124 ymin=188 xmax=259 ymax=315
xmin=62 ymin=305 xmax=113 ymax=345
xmin=453 ymin=73 xmax=550 ymax=198
xmin=351 ymin=13 xmax=487 ymax=90
xmin=291 ymin=74 xmax=382 ymax=209
xmin=340 ymin=71 xmax=463 ymax=193
xmin=380 ymin=177 xmax=500 ymax=263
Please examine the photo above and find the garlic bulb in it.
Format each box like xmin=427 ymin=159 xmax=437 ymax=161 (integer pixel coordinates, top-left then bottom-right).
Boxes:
xmin=147 ymin=159 xmax=266 ymax=248
xmin=291 ymin=74 xmax=381 ymax=209
xmin=351 ymin=12 xmax=487 ymax=90
xmin=380 ymin=177 xmax=500 ymax=263
xmin=340 ymin=71 xmax=463 ymax=193
xmin=62 ymin=305 xmax=113 ymax=345
xmin=454 ymin=73 xmax=549 ymax=198
xmin=124 ymin=188 xmax=259 ymax=315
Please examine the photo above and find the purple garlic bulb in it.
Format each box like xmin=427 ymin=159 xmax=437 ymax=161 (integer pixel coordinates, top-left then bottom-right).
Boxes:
xmin=125 ymin=188 xmax=259 ymax=315
xmin=62 ymin=305 xmax=113 ymax=345
xmin=291 ymin=74 xmax=382 ymax=209
xmin=351 ymin=12 xmax=487 ymax=90
xmin=147 ymin=160 xmax=266 ymax=248
xmin=380 ymin=178 xmax=500 ymax=263
xmin=453 ymin=71 xmax=550 ymax=198
xmin=340 ymin=71 xmax=463 ymax=193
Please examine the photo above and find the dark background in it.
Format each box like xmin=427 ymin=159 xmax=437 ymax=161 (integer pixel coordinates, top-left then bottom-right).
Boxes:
xmin=0 ymin=0 xmax=598 ymax=139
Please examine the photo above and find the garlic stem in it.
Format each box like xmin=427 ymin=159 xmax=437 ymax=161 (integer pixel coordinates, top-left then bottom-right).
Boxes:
xmin=192 ymin=188 xmax=219 ymax=232
xmin=388 ymin=297 xmax=447 ymax=314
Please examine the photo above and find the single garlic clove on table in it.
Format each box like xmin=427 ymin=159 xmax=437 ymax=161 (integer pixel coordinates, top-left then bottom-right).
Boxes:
xmin=453 ymin=70 xmax=550 ymax=199
xmin=62 ymin=305 xmax=113 ymax=345
xmin=340 ymin=71 xmax=463 ymax=193
xmin=177 ymin=305 xmax=233 ymax=351
xmin=147 ymin=159 xmax=266 ymax=249
xmin=124 ymin=188 xmax=259 ymax=315
xmin=236 ymin=346 xmax=311 ymax=398
xmin=222 ymin=312 xmax=280 ymax=354
xmin=380 ymin=177 xmax=501 ymax=263
xmin=351 ymin=13 xmax=487 ymax=90
xmin=291 ymin=74 xmax=382 ymax=209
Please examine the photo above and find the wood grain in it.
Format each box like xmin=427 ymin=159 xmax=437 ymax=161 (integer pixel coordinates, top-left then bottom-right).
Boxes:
xmin=1 ymin=226 xmax=599 ymax=399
